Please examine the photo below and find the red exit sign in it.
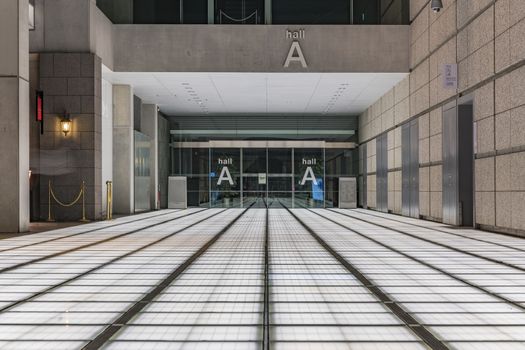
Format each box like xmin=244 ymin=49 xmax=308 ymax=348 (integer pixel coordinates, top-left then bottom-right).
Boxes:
xmin=36 ymin=90 xmax=43 ymax=122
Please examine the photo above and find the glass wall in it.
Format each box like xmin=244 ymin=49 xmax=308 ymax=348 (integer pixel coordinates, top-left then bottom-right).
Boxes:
xmin=267 ymin=149 xmax=293 ymax=208
xmin=97 ymin=0 xmax=208 ymax=24
xmin=172 ymin=147 xmax=210 ymax=207
xmin=242 ymin=148 xmax=267 ymax=207
xmin=293 ymin=148 xmax=324 ymax=208
xmin=97 ymin=0 xmax=409 ymax=25
xmin=216 ymin=0 xmax=264 ymax=24
xmin=171 ymin=146 xmax=357 ymax=208
xmin=325 ymin=148 xmax=358 ymax=208
xmin=272 ymin=0 xmax=350 ymax=25
xmin=134 ymin=131 xmax=151 ymax=212
xmin=211 ymin=148 xmax=241 ymax=208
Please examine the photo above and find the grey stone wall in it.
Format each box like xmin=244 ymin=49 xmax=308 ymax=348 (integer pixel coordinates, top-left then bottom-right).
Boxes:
xmin=112 ymin=24 xmax=409 ymax=73
xmin=112 ymin=85 xmax=135 ymax=215
xmin=30 ymin=0 xmax=114 ymax=70
xmin=39 ymin=53 xmax=103 ymax=221
xmin=359 ymin=0 xmax=525 ymax=236
xmin=0 ymin=0 xmax=30 ymax=233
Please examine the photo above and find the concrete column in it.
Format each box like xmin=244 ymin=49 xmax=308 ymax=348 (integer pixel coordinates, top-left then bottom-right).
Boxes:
xmin=158 ymin=115 xmax=170 ymax=209
xmin=0 ymin=0 xmax=30 ymax=232
xmin=141 ymin=104 xmax=159 ymax=210
xmin=40 ymin=0 xmax=93 ymax=52
xmin=113 ymin=85 xmax=134 ymax=215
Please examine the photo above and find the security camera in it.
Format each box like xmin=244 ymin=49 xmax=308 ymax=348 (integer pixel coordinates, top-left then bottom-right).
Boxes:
xmin=431 ymin=0 xmax=443 ymax=13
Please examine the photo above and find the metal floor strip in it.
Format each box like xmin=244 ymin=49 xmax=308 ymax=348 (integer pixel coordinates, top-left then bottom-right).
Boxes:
xmin=82 ymin=206 xmax=253 ymax=350
xmin=284 ymin=207 xmax=449 ymax=350
xmin=305 ymin=208 xmax=525 ymax=313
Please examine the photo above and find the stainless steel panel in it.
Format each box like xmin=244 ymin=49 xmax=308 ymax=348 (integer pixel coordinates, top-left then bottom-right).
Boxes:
xmin=134 ymin=131 xmax=151 ymax=213
xmin=410 ymin=119 xmax=419 ymax=218
xmin=339 ymin=177 xmax=357 ymax=209
xmin=168 ymin=176 xmax=188 ymax=209
xmin=382 ymin=133 xmax=388 ymax=212
xmin=443 ymin=105 xmax=458 ymax=225
xmin=359 ymin=144 xmax=367 ymax=208
xmin=401 ymin=120 xmax=419 ymax=218
xmin=376 ymin=133 xmax=388 ymax=212
xmin=376 ymin=137 xmax=381 ymax=211
xmin=401 ymin=123 xmax=410 ymax=216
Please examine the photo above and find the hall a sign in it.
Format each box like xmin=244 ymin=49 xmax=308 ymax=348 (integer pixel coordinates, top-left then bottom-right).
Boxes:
xmin=284 ymin=29 xmax=308 ymax=69
xmin=300 ymin=158 xmax=318 ymax=185
xmin=217 ymin=158 xmax=234 ymax=185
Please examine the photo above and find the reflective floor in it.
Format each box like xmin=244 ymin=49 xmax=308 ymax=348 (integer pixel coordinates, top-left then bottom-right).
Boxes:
xmin=0 ymin=208 xmax=525 ymax=349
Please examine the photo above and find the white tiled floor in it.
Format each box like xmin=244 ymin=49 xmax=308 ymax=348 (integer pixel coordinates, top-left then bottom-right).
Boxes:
xmin=0 ymin=208 xmax=524 ymax=349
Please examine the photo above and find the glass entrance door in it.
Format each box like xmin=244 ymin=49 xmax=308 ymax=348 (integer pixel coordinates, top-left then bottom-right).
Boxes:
xmin=267 ymin=148 xmax=293 ymax=208
xmin=242 ymin=148 xmax=267 ymax=208
xmin=172 ymin=143 xmax=357 ymax=208
xmin=210 ymin=148 xmax=241 ymax=208
xmin=294 ymin=148 xmax=325 ymax=208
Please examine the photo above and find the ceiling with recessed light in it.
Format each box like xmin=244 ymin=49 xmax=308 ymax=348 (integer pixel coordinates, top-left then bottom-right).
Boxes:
xmin=103 ymin=69 xmax=407 ymax=117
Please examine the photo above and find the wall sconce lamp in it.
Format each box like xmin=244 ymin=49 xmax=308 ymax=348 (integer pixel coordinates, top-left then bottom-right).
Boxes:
xmin=60 ymin=114 xmax=72 ymax=136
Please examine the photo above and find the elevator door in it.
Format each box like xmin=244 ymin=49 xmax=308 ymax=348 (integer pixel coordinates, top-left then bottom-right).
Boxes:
xmin=376 ymin=133 xmax=388 ymax=212
xmin=402 ymin=120 xmax=419 ymax=218
xmin=409 ymin=120 xmax=419 ymax=218
xmin=443 ymin=104 xmax=474 ymax=226
xmin=359 ymin=144 xmax=367 ymax=208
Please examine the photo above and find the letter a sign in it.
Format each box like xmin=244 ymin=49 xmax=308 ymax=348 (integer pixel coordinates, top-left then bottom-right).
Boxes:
xmin=217 ymin=167 xmax=234 ymax=185
xmin=284 ymin=42 xmax=307 ymax=68
xmin=300 ymin=167 xmax=317 ymax=185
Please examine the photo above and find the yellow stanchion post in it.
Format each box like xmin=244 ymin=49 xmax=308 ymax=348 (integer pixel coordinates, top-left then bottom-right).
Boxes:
xmin=80 ymin=181 xmax=90 ymax=222
xmin=47 ymin=180 xmax=54 ymax=222
xmin=106 ymin=181 xmax=113 ymax=220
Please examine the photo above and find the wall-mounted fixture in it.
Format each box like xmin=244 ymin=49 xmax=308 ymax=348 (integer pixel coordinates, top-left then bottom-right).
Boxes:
xmin=29 ymin=0 xmax=35 ymax=30
xmin=36 ymin=90 xmax=44 ymax=134
xmin=60 ymin=114 xmax=72 ymax=136
xmin=431 ymin=0 xmax=443 ymax=13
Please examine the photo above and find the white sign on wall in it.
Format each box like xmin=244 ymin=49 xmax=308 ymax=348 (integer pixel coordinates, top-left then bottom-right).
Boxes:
xmin=217 ymin=158 xmax=234 ymax=186
xmin=300 ymin=167 xmax=317 ymax=185
xmin=258 ymin=173 xmax=267 ymax=185
xmin=442 ymin=64 xmax=458 ymax=90
xmin=217 ymin=167 xmax=234 ymax=185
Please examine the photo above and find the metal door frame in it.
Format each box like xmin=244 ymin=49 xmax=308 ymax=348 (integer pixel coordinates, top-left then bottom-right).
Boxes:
xmin=409 ymin=119 xmax=419 ymax=218
xmin=376 ymin=133 xmax=388 ymax=213
xmin=402 ymin=120 xmax=419 ymax=218
xmin=443 ymin=97 xmax=474 ymax=226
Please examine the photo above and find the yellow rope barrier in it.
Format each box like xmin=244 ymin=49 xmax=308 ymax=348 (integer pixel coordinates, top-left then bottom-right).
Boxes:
xmin=106 ymin=181 xmax=113 ymax=220
xmin=47 ymin=180 xmax=90 ymax=222
xmin=50 ymin=184 xmax=83 ymax=207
